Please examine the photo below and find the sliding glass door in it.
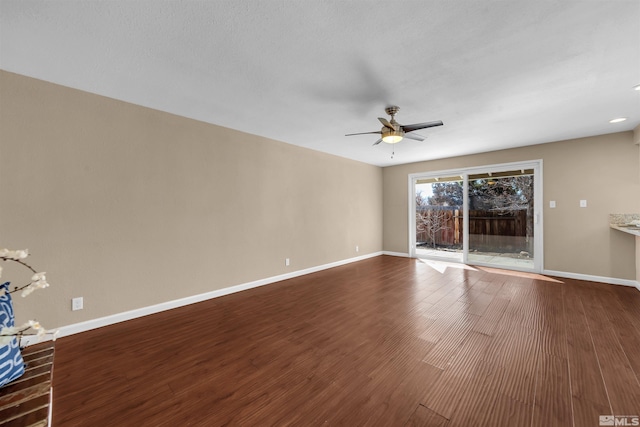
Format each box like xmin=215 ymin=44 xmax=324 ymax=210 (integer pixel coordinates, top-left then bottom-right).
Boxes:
xmin=410 ymin=161 xmax=542 ymax=272
xmin=414 ymin=176 xmax=464 ymax=261
xmin=467 ymin=169 xmax=535 ymax=270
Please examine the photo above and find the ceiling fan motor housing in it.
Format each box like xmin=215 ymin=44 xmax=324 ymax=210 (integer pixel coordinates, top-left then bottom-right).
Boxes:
xmin=385 ymin=105 xmax=400 ymax=117
xmin=381 ymin=105 xmax=404 ymax=143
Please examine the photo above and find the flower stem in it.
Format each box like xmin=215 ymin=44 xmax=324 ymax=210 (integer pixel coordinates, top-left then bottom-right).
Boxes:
xmin=1 ymin=256 xmax=39 ymax=293
xmin=0 ymin=257 xmax=38 ymax=274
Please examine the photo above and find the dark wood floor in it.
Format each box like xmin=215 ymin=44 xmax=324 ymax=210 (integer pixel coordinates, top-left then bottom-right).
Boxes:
xmin=52 ymin=255 xmax=640 ymax=426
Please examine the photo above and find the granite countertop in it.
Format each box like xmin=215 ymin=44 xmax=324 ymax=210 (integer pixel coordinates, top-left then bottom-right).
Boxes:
xmin=610 ymin=213 xmax=640 ymax=237
xmin=610 ymin=223 xmax=640 ymax=237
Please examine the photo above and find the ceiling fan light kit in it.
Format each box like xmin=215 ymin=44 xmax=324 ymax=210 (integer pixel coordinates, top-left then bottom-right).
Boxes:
xmin=382 ymin=131 xmax=404 ymax=144
xmin=346 ymin=106 xmax=443 ymax=147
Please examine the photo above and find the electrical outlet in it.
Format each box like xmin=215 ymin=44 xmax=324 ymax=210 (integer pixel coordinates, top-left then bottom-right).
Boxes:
xmin=356 ymin=245 xmax=359 ymax=252
xmin=580 ymin=200 xmax=587 ymax=208
xmin=549 ymin=201 xmax=556 ymax=208
xmin=285 ymin=258 xmax=290 ymax=267
xmin=72 ymin=297 xmax=83 ymax=311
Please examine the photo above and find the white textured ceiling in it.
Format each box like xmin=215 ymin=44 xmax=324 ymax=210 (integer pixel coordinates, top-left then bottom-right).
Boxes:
xmin=1 ymin=1 xmax=639 ymax=167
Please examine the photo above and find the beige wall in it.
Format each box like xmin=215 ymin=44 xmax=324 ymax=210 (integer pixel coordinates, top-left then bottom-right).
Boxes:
xmin=383 ymin=132 xmax=640 ymax=280
xmin=0 ymin=71 xmax=383 ymax=328
xmin=2 ymin=70 xmax=637 ymax=332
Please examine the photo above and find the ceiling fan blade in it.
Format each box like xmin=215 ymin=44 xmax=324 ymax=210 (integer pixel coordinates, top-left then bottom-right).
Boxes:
xmin=345 ymin=131 xmax=382 ymax=136
xmin=372 ymin=138 xmax=383 ymax=146
xmin=402 ymin=120 xmax=444 ymax=133
xmin=378 ymin=117 xmax=395 ymax=130
xmin=403 ymin=133 xmax=425 ymax=141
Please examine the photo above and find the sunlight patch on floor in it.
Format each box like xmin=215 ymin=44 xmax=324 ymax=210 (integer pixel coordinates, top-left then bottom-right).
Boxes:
xmin=474 ymin=266 xmax=564 ymax=283
xmin=418 ymin=258 xmax=478 ymax=274
xmin=416 ymin=257 xmax=564 ymax=283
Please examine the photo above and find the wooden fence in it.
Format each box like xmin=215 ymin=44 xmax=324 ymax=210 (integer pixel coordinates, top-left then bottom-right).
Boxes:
xmin=416 ymin=207 xmax=529 ymax=249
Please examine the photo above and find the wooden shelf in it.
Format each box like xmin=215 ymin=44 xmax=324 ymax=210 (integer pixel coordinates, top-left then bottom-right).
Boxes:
xmin=0 ymin=341 xmax=55 ymax=427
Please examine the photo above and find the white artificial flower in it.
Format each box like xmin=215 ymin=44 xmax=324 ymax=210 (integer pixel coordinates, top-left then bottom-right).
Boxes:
xmin=15 ymin=249 xmax=28 ymax=259
xmin=27 ymin=320 xmax=41 ymax=329
xmin=0 ymin=249 xmax=29 ymax=260
xmin=21 ymin=284 xmax=36 ymax=297
xmin=21 ymin=282 xmax=48 ymax=298
xmin=26 ymin=321 xmax=48 ymax=341
xmin=0 ymin=322 xmax=52 ymax=345
xmin=31 ymin=272 xmax=46 ymax=281
xmin=0 ymin=325 xmax=21 ymax=335
xmin=0 ymin=247 xmax=52 ymax=345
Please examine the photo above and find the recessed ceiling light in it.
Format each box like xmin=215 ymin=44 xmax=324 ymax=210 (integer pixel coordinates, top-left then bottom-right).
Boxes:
xmin=609 ymin=117 xmax=627 ymax=123
xmin=634 ymin=84 xmax=640 ymax=91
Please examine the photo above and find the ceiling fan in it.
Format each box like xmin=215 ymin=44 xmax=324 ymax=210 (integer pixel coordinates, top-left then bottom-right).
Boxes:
xmin=346 ymin=106 xmax=443 ymax=146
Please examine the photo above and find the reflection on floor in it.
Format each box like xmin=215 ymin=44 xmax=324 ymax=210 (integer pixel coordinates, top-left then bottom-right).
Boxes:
xmin=416 ymin=248 xmax=463 ymax=261
xmin=468 ymin=253 xmax=534 ymax=269
xmin=416 ymin=248 xmax=534 ymax=270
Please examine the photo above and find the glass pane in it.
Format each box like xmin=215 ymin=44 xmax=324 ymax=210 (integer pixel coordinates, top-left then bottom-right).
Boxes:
xmin=415 ymin=178 xmax=463 ymax=261
xmin=467 ymin=170 xmax=534 ymax=269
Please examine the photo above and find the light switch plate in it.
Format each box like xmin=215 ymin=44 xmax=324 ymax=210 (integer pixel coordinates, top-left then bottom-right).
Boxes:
xmin=580 ymin=200 xmax=587 ymax=208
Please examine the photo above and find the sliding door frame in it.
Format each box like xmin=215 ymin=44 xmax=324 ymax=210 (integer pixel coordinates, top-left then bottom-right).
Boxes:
xmin=408 ymin=159 xmax=544 ymax=273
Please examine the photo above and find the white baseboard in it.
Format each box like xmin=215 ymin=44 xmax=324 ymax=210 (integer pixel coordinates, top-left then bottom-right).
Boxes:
xmin=543 ymin=269 xmax=639 ymax=289
xmin=382 ymin=251 xmax=411 ymax=257
xmin=39 ymin=251 xmax=384 ymax=343
xmin=382 ymin=254 xmax=640 ymax=290
xmin=21 ymin=252 xmax=637 ymax=347
xmin=379 ymin=253 xmax=639 ymax=290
